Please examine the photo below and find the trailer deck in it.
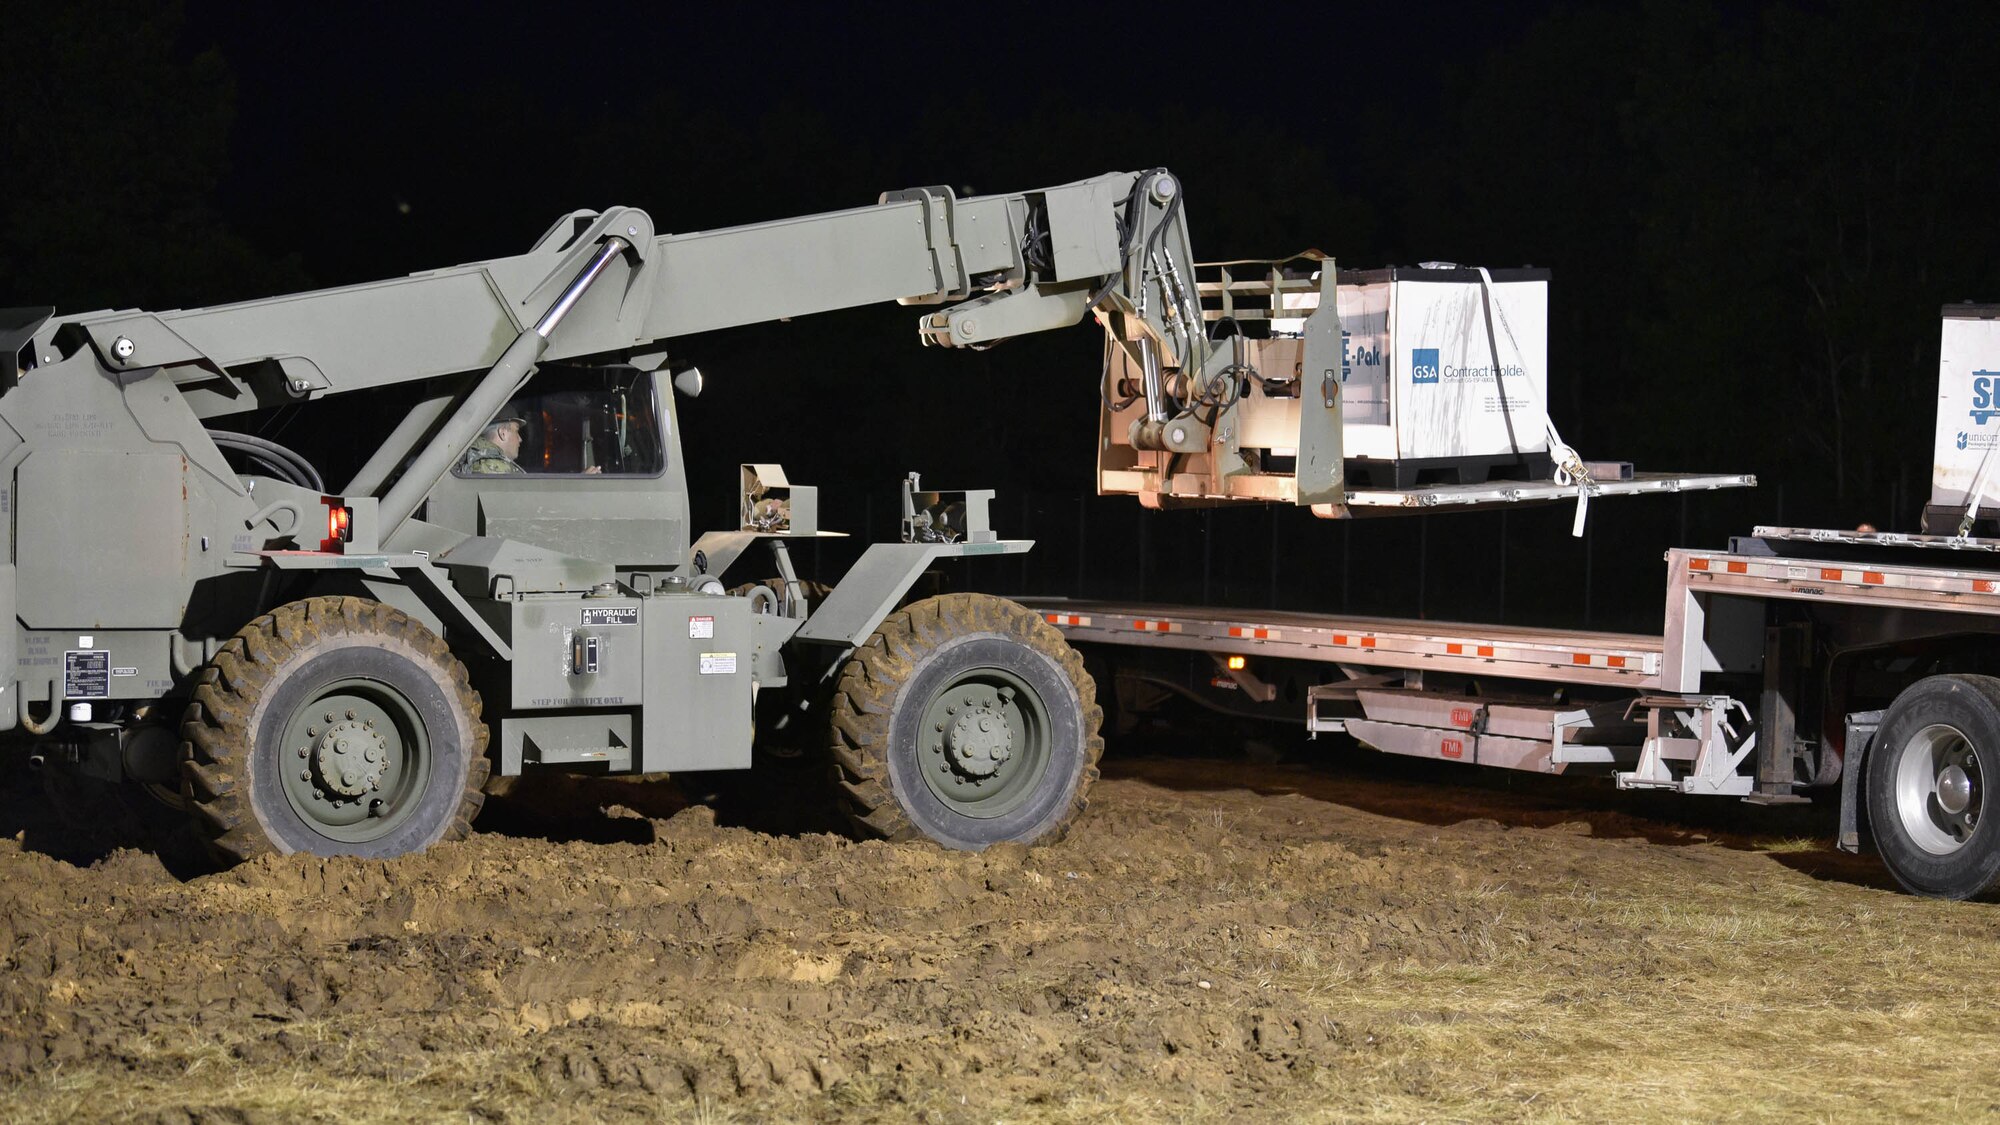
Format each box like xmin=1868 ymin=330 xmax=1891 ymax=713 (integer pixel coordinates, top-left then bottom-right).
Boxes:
xmin=1021 ymin=526 xmax=2000 ymax=805
xmin=1021 ymin=598 xmax=1664 ymax=689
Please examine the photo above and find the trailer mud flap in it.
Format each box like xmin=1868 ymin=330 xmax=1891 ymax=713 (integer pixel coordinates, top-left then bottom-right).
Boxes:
xmin=1839 ymin=710 xmax=1883 ymax=854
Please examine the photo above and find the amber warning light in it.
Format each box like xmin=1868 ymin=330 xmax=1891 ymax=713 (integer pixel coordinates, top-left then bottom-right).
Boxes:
xmin=323 ymin=501 xmax=353 ymax=552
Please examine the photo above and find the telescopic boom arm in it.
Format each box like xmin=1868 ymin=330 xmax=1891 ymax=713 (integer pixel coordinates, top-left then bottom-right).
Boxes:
xmin=37 ymin=170 xmax=1204 ymax=531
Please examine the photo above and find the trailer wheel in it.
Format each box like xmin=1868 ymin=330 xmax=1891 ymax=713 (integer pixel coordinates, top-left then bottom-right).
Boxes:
xmin=1865 ymin=674 xmax=2000 ymax=899
xmin=179 ymin=597 xmax=489 ymax=865
xmin=829 ymin=593 xmax=1102 ymax=849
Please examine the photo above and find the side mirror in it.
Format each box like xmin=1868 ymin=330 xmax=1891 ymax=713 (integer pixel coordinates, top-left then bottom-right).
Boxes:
xmin=673 ymin=366 xmax=704 ymax=398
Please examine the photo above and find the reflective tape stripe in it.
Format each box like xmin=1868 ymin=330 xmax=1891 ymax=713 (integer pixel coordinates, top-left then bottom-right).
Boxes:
xmin=1131 ymin=619 xmax=1182 ymax=633
xmin=1043 ymin=613 xmax=1092 ymax=627
xmin=1688 ymin=554 xmax=2000 ymax=598
xmin=1227 ymin=626 xmax=1281 ymax=640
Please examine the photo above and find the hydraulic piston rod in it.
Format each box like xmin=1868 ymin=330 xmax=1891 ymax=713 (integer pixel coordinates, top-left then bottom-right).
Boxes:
xmin=375 ymin=236 xmax=629 ymax=537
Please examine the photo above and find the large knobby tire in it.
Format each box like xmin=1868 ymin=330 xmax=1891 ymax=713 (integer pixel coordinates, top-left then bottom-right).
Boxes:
xmin=830 ymin=593 xmax=1103 ymax=849
xmin=1866 ymin=674 xmax=2000 ymax=899
xmin=180 ymin=597 xmax=489 ymax=864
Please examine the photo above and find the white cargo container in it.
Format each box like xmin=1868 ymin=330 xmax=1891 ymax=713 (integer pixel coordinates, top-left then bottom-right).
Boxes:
xmin=1928 ymin=304 xmax=2000 ymax=523
xmin=1273 ymin=266 xmax=1550 ymax=486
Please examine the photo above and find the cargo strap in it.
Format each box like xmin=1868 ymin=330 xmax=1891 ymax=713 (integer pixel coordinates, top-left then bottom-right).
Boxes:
xmin=1474 ymin=266 xmax=1596 ymax=536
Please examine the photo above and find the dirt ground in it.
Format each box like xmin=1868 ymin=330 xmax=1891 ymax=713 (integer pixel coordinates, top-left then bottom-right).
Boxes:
xmin=2 ymin=734 xmax=1999 ymax=1124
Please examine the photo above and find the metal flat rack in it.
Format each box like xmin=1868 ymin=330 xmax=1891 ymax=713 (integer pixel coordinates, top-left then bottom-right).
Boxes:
xmin=1745 ymin=525 xmax=2000 ymax=553
xmin=1346 ymin=472 xmax=1757 ymax=510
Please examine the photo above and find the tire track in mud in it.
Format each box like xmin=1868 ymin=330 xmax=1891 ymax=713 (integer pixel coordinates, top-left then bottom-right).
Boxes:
xmin=0 ymin=755 xmax=1870 ymax=1120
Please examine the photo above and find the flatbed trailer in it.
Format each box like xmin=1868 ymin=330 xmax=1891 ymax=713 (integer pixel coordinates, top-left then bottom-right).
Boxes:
xmin=1022 ymin=524 xmax=2000 ymax=899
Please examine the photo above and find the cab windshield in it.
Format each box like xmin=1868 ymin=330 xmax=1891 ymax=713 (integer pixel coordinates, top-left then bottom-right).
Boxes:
xmin=454 ymin=366 xmax=666 ymax=477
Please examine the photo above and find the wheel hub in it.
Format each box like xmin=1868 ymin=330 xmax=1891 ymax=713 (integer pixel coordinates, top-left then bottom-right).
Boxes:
xmin=1938 ymin=762 xmax=1975 ymax=815
xmin=945 ymin=703 xmax=1014 ymax=778
xmin=1896 ymin=723 xmax=1984 ymax=855
xmin=915 ymin=665 xmax=1049 ymax=819
xmin=310 ymin=717 xmax=389 ymax=800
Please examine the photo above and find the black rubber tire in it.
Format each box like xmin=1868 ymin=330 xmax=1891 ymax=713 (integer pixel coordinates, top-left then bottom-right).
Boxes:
xmin=179 ymin=596 xmax=489 ymax=865
xmin=829 ymin=593 xmax=1103 ymax=849
xmin=1865 ymin=673 xmax=2000 ymax=899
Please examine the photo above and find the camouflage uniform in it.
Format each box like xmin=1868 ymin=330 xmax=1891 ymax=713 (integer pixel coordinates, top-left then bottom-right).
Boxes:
xmin=459 ymin=436 xmax=523 ymax=475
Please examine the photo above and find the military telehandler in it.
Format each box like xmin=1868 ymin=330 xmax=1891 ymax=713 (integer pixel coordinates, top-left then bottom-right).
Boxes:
xmin=0 ymin=170 xmax=1221 ymax=860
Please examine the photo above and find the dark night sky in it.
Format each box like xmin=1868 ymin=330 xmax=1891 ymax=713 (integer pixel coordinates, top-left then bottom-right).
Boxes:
xmin=5 ymin=0 xmax=1997 ymax=593
xmin=179 ymin=1 xmax=1552 ymax=279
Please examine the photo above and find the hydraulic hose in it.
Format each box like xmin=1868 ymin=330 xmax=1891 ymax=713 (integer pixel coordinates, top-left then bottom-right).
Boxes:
xmin=208 ymin=431 xmax=325 ymax=492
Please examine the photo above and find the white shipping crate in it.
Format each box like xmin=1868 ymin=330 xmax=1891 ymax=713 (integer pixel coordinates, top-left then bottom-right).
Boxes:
xmin=1342 ymin=267 xmax=1549 ymax=462
xmin=1931 ymin=305 xmax=2000 ymax=510
xmin=1278 ymin=267 xmax=1550 ymax=465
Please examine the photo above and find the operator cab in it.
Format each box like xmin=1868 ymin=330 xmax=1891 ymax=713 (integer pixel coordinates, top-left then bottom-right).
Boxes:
xmin=424 ymin=364 xmax=692 ymax=569
xmin=452 ymin=365 xmax=666 ymax=478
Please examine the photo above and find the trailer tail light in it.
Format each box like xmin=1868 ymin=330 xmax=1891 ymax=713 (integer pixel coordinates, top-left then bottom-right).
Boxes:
xmin=323 ymin=502 xmax=353 ymax=552
xmin=1226 ymin=655 xmax=1247 ymax=671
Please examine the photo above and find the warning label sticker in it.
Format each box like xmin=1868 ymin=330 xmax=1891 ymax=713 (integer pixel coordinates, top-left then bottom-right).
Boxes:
xmin=699 ymin=652 xmax=737 ymax=675
xmin=689 ymin=616 xmax=714 ymax=639
xmin=63 ymin=650 xmax=110 ymax=699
